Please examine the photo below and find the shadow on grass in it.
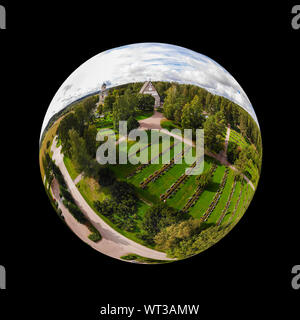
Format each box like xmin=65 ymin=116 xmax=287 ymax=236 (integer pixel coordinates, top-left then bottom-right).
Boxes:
xmin=205 ymin=182 xmax=220 ymax=193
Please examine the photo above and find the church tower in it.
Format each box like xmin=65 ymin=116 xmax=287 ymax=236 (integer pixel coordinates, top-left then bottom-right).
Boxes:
xmin=99 ymin=82 xmax=108 ymax=104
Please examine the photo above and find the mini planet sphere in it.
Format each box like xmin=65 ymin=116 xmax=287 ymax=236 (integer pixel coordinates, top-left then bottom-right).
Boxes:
xmin=39 ymin=43 xmax=262 ymax=264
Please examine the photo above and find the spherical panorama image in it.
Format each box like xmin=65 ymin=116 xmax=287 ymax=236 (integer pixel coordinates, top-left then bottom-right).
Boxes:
xmin=39 ymin=43 xmax=262 ymax=264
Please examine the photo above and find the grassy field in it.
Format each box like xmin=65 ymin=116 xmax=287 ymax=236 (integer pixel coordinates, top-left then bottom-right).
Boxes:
xmin=222 ymin=180 xmax=242 ymax=225
xmin=39 ymin=116 xmax=64 ymax=179
xmin=232 ymin=183 xmax=254 ymax=223
xmin=135 ymin=110 xmax=154 ymax=121
xmin=229 ymin=129 xmax=249 ymax=148
xmin=76 ymin=176 xmax=111 ymax=203
xmin=94 ymin=110 xmax=154 ymax=130
xmin=167 ymin=159 xmax=213 ymax=210
xmin=245 ymin=160 xmax=259 ymax=187
xmin=206 ymin=170 xmax=235 ymax=224
xmin=188 ymin=165 xmax=226 ymax=219
xmin=110 ymin=163 xmax=139 ymax=180
xmin=42 ymin=110 xmax=255 ymax=253
xmin=160 ymin=119 xmax=181 ymax=131
xmin=147 ymin=161 xmax=190 ymax=198
xmin=63 ymin=156 xmax=81 ymax=180
xmin=120 ymin=253 xmax=172 ymax=264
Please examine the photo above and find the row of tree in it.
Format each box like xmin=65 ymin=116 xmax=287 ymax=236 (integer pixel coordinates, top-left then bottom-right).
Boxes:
xmin=100 ymin=85 xmax=155 ymax=130
xmin=57 ymin=95 xmax=102 ymax=177
xmin=160 ymin=82 xmax=262 ymax=157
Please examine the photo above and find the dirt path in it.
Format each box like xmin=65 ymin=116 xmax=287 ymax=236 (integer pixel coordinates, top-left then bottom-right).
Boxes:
xmin=50 ymin=136 xmax=173 ymax=261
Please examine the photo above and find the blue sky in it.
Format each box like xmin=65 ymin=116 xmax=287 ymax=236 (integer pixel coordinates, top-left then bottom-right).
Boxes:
xmin=41 ymin=43 xmax=259 ymax=135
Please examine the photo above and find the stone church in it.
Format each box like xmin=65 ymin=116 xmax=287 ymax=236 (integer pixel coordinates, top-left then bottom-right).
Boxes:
xmin=139 ymin=81 xmax=161 ymax=109
xmin=99 ymin=83 xmax=108 ymax=104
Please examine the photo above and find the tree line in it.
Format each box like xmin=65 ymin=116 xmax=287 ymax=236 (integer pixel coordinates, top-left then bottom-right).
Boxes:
xmin=158 ymin=82 xmax=262 ymax=177
xmin=99 ymin=83 xmax=155 ymax=131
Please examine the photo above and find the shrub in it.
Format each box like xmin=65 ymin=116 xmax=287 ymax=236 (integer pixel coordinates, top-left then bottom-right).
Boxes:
xmin=88 ymin=232 xmax=101 ymax=242
xmin=98 ymin=166 xmax=115 ymax=186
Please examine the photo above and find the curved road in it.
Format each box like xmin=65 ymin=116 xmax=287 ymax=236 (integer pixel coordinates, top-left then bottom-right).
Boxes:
xmin=50 ymin=137 xmax=174 ymax=261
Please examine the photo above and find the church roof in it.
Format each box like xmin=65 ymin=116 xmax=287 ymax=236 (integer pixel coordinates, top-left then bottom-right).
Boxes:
xmin=139 ymin=81 xmax=159 ymax=96
xmin=139 ymin=81 xmax=151 ymax=93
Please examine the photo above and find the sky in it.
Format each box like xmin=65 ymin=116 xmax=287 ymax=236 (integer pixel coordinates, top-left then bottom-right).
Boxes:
xmin=40 ymin=42 xmax=259 ymax=136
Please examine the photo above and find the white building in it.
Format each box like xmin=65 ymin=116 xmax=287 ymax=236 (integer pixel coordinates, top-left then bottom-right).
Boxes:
xmin=139 ymin=81 xmax=161 ymax=109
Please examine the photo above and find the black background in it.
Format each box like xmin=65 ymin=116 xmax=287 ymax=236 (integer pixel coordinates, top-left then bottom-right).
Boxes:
xmin=0 ymin=1 xmax=299 ymax=318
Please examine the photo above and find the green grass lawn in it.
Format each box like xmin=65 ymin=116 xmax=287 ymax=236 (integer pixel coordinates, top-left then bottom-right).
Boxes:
xmin=167 ymin=160 xmax=212 ymax=210
xmin=160 ymin=119 xmax=181 ymax=131
xmin=244 ymin=184 xmax=255 ymax=212
xmin=229 ymin=129 xmax=248 ymax=148
xmin=135 ymin=110 xmax=154 ymax=121
xmin=135 ymin=201 xmax=151 ymax=231
xmin=76 ymin=176 xmax=111 ymax=203
xmin=147 ymin=160 xmax=191 ymax=198
xmin=222 ymin=180 xmax=242 ymax=225
xmin=167 ymin=175 xmax=198 ymax=209
xmin=232 ymin=183 xmax=254 ymax=223
xmin=245 ymin=160 xmax=259 ymax=187
xmin=56 ymin=137 xmax=61 ymax=147
xmin=63 ymin=155 xmax=81 ymax=180
xmin=120 ymin=253 xmax=172 ymax=264
xmin=188 ymin=165 xmax=226 ymax=219
xmin=232 ymin=184 xmax=247 ymax=223
xmin=129 ymin=145 xmax=176 ymax=186
xmin=97 ymin=128 xmax=116 ymax=135
xmin=111 ymin=137 xmax=175 ymax=181
xmin=110 ymin=163 xmax=139 ymax=180
xmin=39 ymin=115 xmax=65 ymax=178
xmin=206 ymin=170 xmax=235 ymax=224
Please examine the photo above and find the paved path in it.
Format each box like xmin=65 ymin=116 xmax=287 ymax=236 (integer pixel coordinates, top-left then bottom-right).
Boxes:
xmin=137 ymin=112 xmax=254 ymax=191
xmin=223 ymin=126 xmax=231 ymax=160
xmin=51 ymin=178 xmax=94 ymax=246
xmin=73 ymin=173 xmax=83 ymax=185
xmin=139 ymin=110 xmax=165 ymax=130
xmin=50 ymin=137 xmax=173 ymax=261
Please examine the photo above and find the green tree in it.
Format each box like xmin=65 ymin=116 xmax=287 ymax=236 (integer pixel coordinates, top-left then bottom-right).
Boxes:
xmin=234 ymin=147 xmax=248 ymax=174
xmin=98 ymin=166 xmax=115 ymax=186
xmin=204 ymin=112 xmax=226 ymax=153
xmin=68 ymin=129 xmax=91 ymax=171
xmin=136 ymin=94 xmax=155 ymax=111
xmin=142 ymin=204 xmax=183 ymax=239
xmin=154 ymin=218 xmax=202 ymax=251
xmin=112 ymin=93 xmax=136 ymax=130
xmin=127 ymin=116 xmax=140 ymax=132
xmin=103 ymin=94 xmax=116 ymax=113
xmin=83 ymin=124 xmax=98 ymax=157
xmin=181 ymin=95 xmax=205 ymax=133
xmin=58 ymin=113 xmax=80 ymax=157
xmin=196 ymin=171 xmax=213 ymax=188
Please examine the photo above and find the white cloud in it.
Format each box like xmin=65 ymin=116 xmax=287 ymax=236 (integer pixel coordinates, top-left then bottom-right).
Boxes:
xmin=40 ymin=43 xmax=259 ymax=137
